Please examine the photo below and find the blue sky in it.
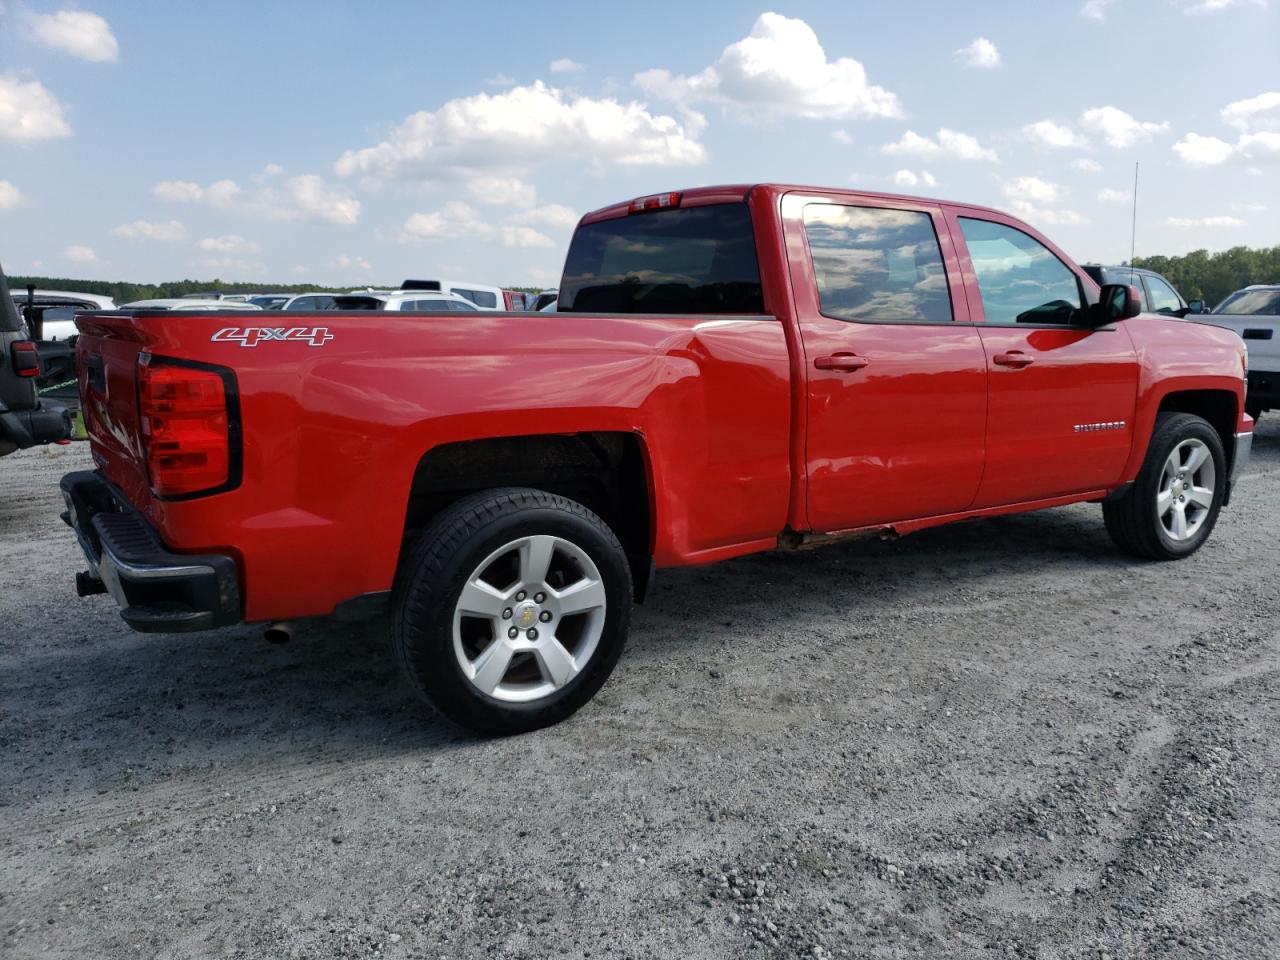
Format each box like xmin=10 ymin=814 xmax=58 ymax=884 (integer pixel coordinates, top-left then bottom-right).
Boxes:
xmin=1 ymin=0 xmax=1277 ymax=286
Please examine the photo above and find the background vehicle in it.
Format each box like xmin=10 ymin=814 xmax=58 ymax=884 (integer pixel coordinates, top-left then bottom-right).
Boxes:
xmin=119 ymin=299 xmax=263 ymax=311
xmin=0 ymin=265 xmax=70 ymax=456
xmin=331 ymin=292 xmax=481 ymax=312
xmin=1207 ymin=284 xmax=1280 ymax=419
xmin=533 ymin=289 xmax=558 ymax=311
xmin=61 ymin=185 xmax=1252 ymax=734
xmin=247 ymin=295 xmax=290 ymax=310
xmin=1082 ymin=265 xmax=1205 ymax=317
xmin=401 ymin=279 xmax=504 ymax=310
xmin=10 ymin=289 xmax=116 ymax=341
xmin=281 ymin=293 xmax=337 ymax=311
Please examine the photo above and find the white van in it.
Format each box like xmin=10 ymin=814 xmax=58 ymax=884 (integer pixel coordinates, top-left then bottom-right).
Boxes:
xmin=399 ymin=280 xmax=504 ymax=311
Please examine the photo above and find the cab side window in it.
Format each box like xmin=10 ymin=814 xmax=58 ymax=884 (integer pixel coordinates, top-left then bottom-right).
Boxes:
xmin=959 ymin=218 xmax=1085 ymax=325
xmin=802 ymin=204 xmax=953 ymax=323
xmin=1143 ymin=275 xmax=1183 ymax=315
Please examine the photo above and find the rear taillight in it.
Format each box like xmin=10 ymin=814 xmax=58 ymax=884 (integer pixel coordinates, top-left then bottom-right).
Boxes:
xmin=137 ymin=354 xmax=239 ymax=498
xmin=11 ymin=341 xmax=40 ymax=377
xmin=629 ymin=192 xmax=682 ymax=214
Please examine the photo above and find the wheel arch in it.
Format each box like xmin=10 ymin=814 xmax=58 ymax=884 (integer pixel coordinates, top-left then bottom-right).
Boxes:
xmin=1155 ymin=389 xmax=1238 ymax=472
xmin=398 ymin=431 xmax=656 ymax=600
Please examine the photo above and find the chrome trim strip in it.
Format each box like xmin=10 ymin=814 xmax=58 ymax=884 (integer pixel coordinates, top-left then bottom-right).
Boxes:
xmin=1231 ymin=431 xmax=1253 ymax=484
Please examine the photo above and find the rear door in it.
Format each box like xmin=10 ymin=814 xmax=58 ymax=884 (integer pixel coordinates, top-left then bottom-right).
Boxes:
xmin=0 ymin=267 xmax=38 ymax=417
xmin=946 ymin=211 xmax=1139 ymax=507
xmin=783 ymin=192 xmax=988 ymax=532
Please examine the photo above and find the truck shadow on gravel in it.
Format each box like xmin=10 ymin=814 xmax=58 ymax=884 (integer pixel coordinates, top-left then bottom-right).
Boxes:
xmin=7 ymin=497 xmax=1148 ymax=806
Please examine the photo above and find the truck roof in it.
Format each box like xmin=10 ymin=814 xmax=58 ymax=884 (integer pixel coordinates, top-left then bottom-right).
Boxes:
xmin=579 ymin=183 xmax=1010 ymax=226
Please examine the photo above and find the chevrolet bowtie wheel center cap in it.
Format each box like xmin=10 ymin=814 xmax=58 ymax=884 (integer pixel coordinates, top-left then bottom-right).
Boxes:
xmin=514 ymin=600 xmax=540 ymax=629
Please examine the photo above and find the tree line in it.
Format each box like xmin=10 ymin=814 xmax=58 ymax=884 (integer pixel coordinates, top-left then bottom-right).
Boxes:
xmin=8 ymin=245 xmax=1278 ymax=310
xmin=1130 ymin=246 xmax=1279 ymax=308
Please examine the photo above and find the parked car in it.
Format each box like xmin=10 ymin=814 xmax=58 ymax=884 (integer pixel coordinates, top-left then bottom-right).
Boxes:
xmin=61 ymin=184 xmax=1252 ymax=734
xmin=400 ymin=279 xmax=504 ymax=310
xmin=9 ymin=289 xmax=116 ymax=341
xmin=330 ymin=292 xmax=482 ymax=312
xmin=1206 ymin=284 xmax=1280 ymax=420
xmin=247 ymin=295 xmax=290 ymax=310
xmin=0 ymin=265 xmax=70 ymax=457
xmin=1081 ymin=265 xmax=1205 ymax=317
xmin=533 ymin=289 xmax=558 ymax=312
xmin=281 ymin=293 xmax=338 ymax=311
xmin=119 ymin=299 xmax=263 ymax=311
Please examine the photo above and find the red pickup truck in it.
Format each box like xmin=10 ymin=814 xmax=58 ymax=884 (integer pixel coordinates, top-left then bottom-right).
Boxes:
xmin=62 ymin=184 xmax=1252 ymax=733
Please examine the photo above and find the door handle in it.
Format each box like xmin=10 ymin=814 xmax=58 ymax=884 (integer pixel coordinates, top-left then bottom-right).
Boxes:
xmin=993 ymin=350 xmax=1035 ymax=368
xmin=814 ymin=352 xmax=869 ymax=372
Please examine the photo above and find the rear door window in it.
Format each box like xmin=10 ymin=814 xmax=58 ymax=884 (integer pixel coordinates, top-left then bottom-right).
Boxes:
xmin=559 ymin=203 xmax=764 ymax=314
xmin=802 ymin=204 xmax=953 ymax=323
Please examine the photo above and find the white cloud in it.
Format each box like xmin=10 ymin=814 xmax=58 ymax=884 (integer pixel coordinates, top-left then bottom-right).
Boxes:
xmin=1071 ymin=158 xmax=1104 ymax=173
xmin=197 ymin=235 xmax=261 ymax=254
xmin=954 ymin=37 xmax=1000 ymax=68
xmin=252 ymin=162 xmax=285 ymax=181
xmin=65 ymin=244 xmax=96 ymax=263
xmin=0 ymin=180 xmax=20 ymax=210
xmin=1001 ymin=177 xmax=1088 ymax=226
xmin=113 ymin=219 xmax=185 ymax=241
xmin=892 ymin=169 xmax=937 ymax=188
xmin=549 ymin=58 xmax=584 ymax=73
xmin=1165 ymin=215 xmax=1245 ymax=227
xmin=512 ymin=204 xmax=579 ymax=229
xmin=1177 ymin=0 xmax=1267 ymax=12
xmin=1023 ymin=119 xmax=1088 ymax=150
xmin=882 ymin=128 xmax=998 ymax=162
xmin=29 ymin=10 xmax=118 ymax=62
xmin=1221 ymin=90 xmax=1280 ymax=132
xmin=196 ymin=256 xmax=265 ymax=276
xmin=1098 ymin=188 xmax=1131 ymax=203
xmin=1081 ymin=0 xmax=1117 ymax=21
xmin=499 ymin=225 xmax=554 ymax=248
xmin=1231 ymin=201 xmax=1267 ymax=212
xmin=485 ymin=73 xmax=515 ymax=87
xmin=335 ymin=80 xmax=705 ymax=187
xmin=0 ymin=75 xmax=72 ymax=142
xmin=1079 ymin=106 xmax=1170 ymax=148
xmin=332 ymin=254 xmax=372 ymax=273
xmin=832 ymin=130 xmax=852 ymax=145
xmin=401 ymin=201 xmax=491 ymax=241
xmin=634 ymin=12 xmax=901 ymax=121
xmin=1173 ymin=130 xmax=1280 ymax=166
xmin=466 ymin=176 xmax=537 ymax=207
xmin=153 ymin=174 xmax=360 ymax=224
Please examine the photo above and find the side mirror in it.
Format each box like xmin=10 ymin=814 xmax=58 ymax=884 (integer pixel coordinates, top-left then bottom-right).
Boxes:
xmin=1096 ymin=283 xmax=1142 ymax=324
xmin=1187 ymin=299 xmax=1206 ymax=314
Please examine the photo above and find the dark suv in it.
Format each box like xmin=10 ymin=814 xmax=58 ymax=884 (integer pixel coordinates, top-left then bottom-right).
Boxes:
xmin=0 ymin=265 xmax=71 ymax=457
xmin=1082 ymin=265 xmax=1206 ymax=318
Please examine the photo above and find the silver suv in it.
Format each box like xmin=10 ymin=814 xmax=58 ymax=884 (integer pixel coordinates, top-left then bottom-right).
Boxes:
xmin=1207 ymin=285 xmax=1280 ymax=420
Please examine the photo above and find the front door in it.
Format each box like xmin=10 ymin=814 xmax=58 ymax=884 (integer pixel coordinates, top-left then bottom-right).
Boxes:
xmin=784 ymin=193 xmax=988 ymax=532
xmin=947 ymin=213 xmax=1140 ymax=508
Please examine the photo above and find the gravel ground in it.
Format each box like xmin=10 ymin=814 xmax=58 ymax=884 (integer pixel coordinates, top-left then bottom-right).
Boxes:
xmin=3 ymin=424 xmax=1279 ymax=960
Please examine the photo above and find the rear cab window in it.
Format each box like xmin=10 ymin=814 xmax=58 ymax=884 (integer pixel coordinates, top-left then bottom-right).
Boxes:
xmin=558 ymin=204 xmax=764 ymax=314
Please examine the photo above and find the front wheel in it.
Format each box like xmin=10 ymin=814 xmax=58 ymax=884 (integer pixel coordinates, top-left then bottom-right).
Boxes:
xmin=392 ymin=487 xmax=632 ymax=735
xmin=1103 ymin=412 xmax=1225 ymax=560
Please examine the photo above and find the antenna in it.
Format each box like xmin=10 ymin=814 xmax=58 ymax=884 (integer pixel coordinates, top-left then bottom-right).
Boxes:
xmin=1130 ymin=162 xmax=1139 ymax=279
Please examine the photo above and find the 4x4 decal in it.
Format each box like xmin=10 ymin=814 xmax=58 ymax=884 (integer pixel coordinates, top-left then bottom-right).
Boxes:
xmin=211 ymin=327 xmax=334 ymax=348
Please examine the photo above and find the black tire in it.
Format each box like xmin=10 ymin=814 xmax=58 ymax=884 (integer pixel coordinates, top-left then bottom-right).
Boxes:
xmin=392 ymin=487 xmax=632 ymax=735
xmin=1102 ymin=412 xmax=1225 ymax=560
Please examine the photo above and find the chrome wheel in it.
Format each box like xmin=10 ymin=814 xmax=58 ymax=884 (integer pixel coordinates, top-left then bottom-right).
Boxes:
xmin=452 ymin=534 xmax=607 ymax=703
xmin=1157 ymin=438 xmax=1215 ymax=542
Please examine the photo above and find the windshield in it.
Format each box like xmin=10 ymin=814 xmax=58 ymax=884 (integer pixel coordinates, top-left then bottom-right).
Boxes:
xmin=559 ymin=203 xmax=764 ymax=314
xmin=1214 ymin=289 xmax=1280 ymax=316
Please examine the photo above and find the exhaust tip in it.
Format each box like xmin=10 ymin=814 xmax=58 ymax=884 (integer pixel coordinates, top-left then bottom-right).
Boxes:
xmin=75 ymin=571 xmax=107 ymax=597
xmin=264 ymin=622 xmax=293 ymax=645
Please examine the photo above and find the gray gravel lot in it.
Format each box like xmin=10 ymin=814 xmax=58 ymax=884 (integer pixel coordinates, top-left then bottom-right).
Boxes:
xmin=3 ymin=424 xmax=1279 ymax=960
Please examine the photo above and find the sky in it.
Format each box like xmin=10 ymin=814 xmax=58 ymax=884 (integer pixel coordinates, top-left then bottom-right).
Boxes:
xmin=0 ymin=0 xmax=1277 ymax=287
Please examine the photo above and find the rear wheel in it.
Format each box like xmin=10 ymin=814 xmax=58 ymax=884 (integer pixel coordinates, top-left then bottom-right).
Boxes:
xmin=1103 ymin=412 xmax=1225 ymax=560
xmin=392 ymin=487 xmax=631 ymax=735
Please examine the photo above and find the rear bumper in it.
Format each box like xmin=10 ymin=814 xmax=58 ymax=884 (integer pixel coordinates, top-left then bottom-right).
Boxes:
xmin=60 ymin=470 xmax=241 ymax=633
xmin=0 ymin=399 xmax=71 ymax=451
